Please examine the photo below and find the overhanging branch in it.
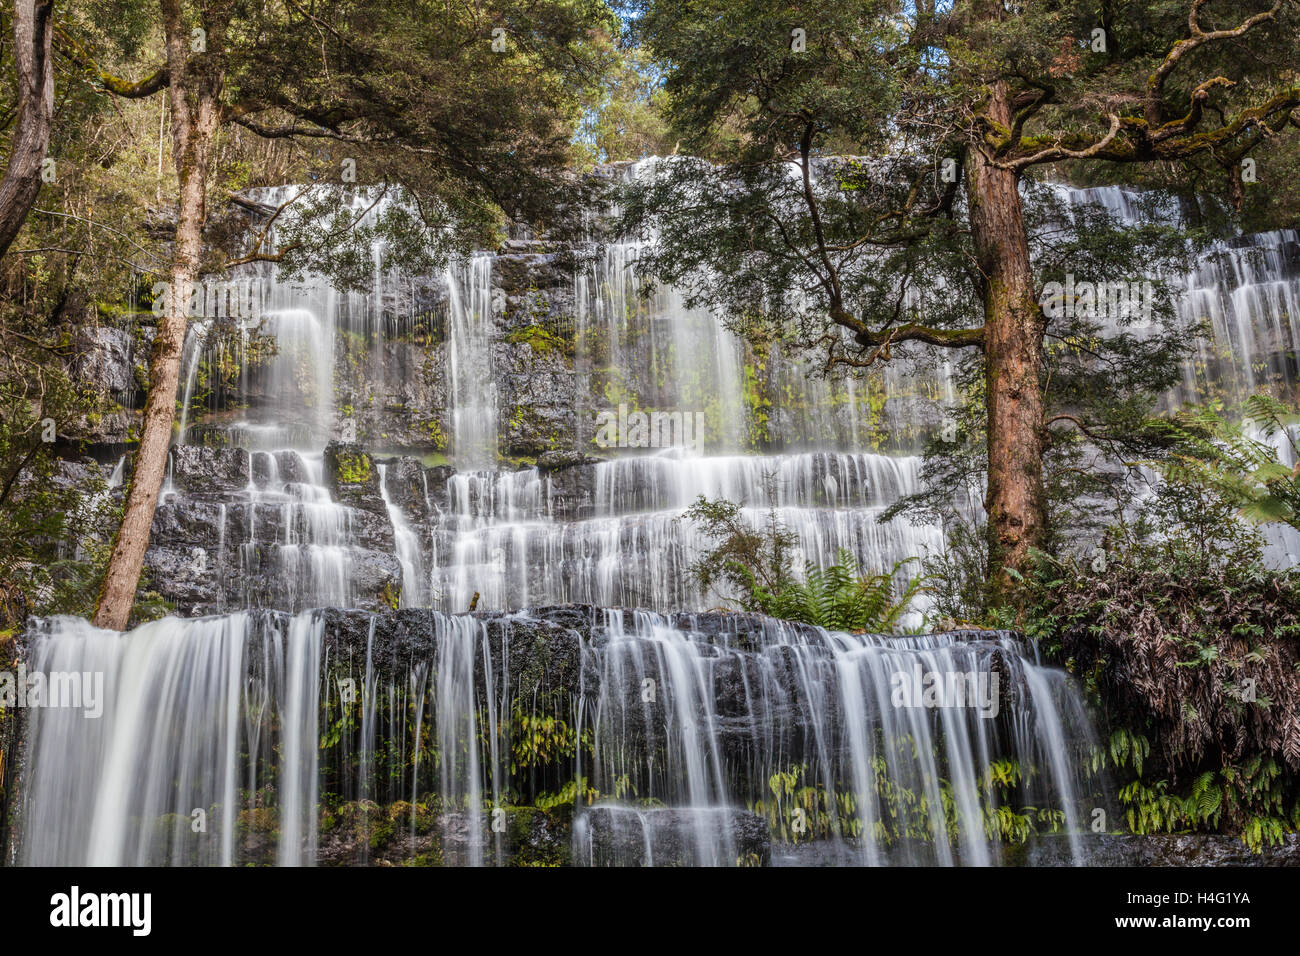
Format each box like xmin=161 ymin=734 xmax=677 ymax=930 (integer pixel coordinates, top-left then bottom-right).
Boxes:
xmin=1146 ymin=0 xmax=1284 ymax=128
xmin=54 ymin=26 xmax=168 ymax=98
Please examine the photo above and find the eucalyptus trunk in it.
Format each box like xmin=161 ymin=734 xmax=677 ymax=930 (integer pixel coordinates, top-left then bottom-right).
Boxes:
xmin=94 ymin=4 xmax=225 ymax=629
xmin=0 ymin=0 xmax=54 ymax=258
xmin=966 ymin=85 xmax=1048 ymax=595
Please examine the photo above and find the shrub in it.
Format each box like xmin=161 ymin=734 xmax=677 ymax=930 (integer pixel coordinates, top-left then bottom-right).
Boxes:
xmin=1007 ymin=481 xmax=1300 ymax=847
xmin=682 ymin=495 xmax=926 ymax=633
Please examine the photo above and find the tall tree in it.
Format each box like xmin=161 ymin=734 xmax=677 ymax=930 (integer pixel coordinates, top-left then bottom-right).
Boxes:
xmin=59 ymin=0 xmax=615 ymax=629
xmin=0 ymin=0 xmax=54 ymax=257
xmin=625 ymin=0 xmax=1300 ymax=596
xmin=83 ymin=0 xmax=224 ymax=629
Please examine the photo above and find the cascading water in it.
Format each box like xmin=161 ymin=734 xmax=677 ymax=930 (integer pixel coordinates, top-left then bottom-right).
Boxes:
xmin=15 ymin=611 xmax=323 ymax=866
xmin=1052 ymin=184 xmax=1300 ymax=566
xmin=1050 ymin=183 xmax=1300 ymax=408
xmin=11 ymin=606 xmax=1101 ymax=867
xmin=377 ymin=462 xmax=426 ymax=607
xmin=426 ymin=451 xmax=949 ymax=618
xmin=147 ymin=168 xmax=959 ymax=618
xmin=10 ymin=168 xmax=1297 ymax=867
xmin=578 ymin=610 xmax=1095 ymax=866
xmin=445 ymin=254 xmax=500 ymax=470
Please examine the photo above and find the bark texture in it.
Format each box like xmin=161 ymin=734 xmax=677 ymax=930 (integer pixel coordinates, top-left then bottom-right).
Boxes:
xmin=967 ymin=84 xmax=1048 ymax=593
xmin=0 ymin=0 xmax=54 ymax=258
xmin=94 ymin=3 xmax=226 ymax=629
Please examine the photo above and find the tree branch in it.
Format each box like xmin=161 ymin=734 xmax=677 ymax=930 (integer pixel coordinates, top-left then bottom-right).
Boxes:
xmin=1145 ymin=0 xmax=1283 ymax=128
xmin=54 ymin=25 xmax=168 ymax=97
xmin=998 ymin=113 xmax=1122 ymax=170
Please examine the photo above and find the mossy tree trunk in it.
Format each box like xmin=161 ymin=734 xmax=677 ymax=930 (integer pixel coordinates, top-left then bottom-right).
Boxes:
xmin=967 ymin=83 xmax=1048 ymax=596
xmin=0 ymin=0 xmax=54 ymax=258
xmin=94 ymin=1 xmax=227 ymax=630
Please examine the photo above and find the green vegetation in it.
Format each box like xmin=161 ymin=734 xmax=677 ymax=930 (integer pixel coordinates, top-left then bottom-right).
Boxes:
xmin=1150 ymin=393 xmax=1300 ymax=533
xmin=505 ymin=322 xmax=574 ymax=357
xmin=3 ymin=0 xmax=1300 ymax=861
xmin=966 ymin=473 xmax=1300 ymax=850
xmin=683 ymin=495 xmax=926 ymax=632
xmin=757 ymin=551 xmax=925 ymax=634
xmin=333 ymin=450 xmax=373 ymax=486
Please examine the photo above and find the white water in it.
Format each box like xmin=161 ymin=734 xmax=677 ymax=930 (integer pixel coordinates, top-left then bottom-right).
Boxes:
xmin=152 ymin=175 xmax=1300 ymax=616
xmin=377 ymin=462 xmax=425 ymax=607
xmin=14 ymin=608 xmax=1096 ymax=867
xmin=426 ymin=451 xmax=948 ymax=616
xmin=240 ymin=450 xmax=355 ymax=612
xmin=1053 ymin=184 xmax=1300 ymax=564
xmin=15 ymin=171 xmax=1298 ymax=867
xmin=1050 ymin=184 xmax=1300 ymax=407
xmin=445 ymin=254 xmax=500 ymax=469
xmin=17 ymin=612 xmax=323 ymax=866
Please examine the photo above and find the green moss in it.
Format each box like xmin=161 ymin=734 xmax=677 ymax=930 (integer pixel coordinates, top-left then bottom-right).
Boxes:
xmin=416 ymin=416 xmax=449 ymax=450
xmin=497 ymin=806 xmax=570 ymax=866
xmin=741 ymin=357 xmax=771 ymax=449
xmin=334 ymin=450 xmax=372 ymax=484
xmin=239 ymin=806 xmax=279 ymax=835
xmin=506 ymin=322 xmax=573 ymax=357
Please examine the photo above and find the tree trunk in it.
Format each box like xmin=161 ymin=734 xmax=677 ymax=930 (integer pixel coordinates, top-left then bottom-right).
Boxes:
xmin=0 ymin=0 xmax=54 ymax=258
xmin=94 ymin=5 xmax=224 ymax=630
xmin=967 ymin=87 xmax=1048 ymax=596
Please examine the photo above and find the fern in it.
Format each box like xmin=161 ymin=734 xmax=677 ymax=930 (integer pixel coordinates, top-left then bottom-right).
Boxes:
xmin=755 ymin=549 xmax=927 ymax=633
xmin=1148 ymin=394 xmax=1300 ymax=534
xmin=684 ymin=493 xmax=928 ymax=633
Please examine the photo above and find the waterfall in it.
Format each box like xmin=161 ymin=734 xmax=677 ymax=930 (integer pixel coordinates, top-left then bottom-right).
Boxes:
xmin=1051 ymin=184 xmax=1300 ymax=564
xmin=1253 ymin=420 xmax=1300 ymax=567
xmin=19 ymin=168 xmax=1295 ymax=868
xmin=11 ymin=607 xmax=1099 ymax=867
xmin=176 ymin=318 xmax=211 ymax=444
xmin=1050 ymin=184 xmax=1300 ymax=407
xmin=423 ymin=451 xmax=947 ymax=617
xmin=237 ymin=450 xmax=356 ymax=612
xmin=446 ymin=254 xmax=499 ymax=469
xmin=138 ymin=172 xmax=1300 ymax=623
xmin=15 ymin=611 xmax=324 ymax=866
xmin=581 ymin=609 xmax=1094 ymax=866
xmin=378 ymin=462 xmax=426 ymax=607
xmin=140 ymin=166 xmax=977 ymax=619
xmin=575 ymin=229 xmax=746 ymax=449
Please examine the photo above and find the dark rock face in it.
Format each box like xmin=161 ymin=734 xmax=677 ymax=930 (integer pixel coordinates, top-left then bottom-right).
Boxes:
xmin=141 ymin=445 xmax=404 ymax=615
xmin=42 ymin=457 xmax=115 ymax=497
xmin=171 ymin=445 xmax=250 ymax=493
xmin=497 ymin=340 xmax=578 ymax=459
xmin=71 ymin=326 xmax=135 ymax=396
xmin=145 ymin=498 xmax=401 ymax=615
xmin=1025 ymin=833 xmax=1300 ymax=867
xmin=315 ymin=604 xmax=592 ymax=698
xmin=575 ymin=807 xmax=770 ymax=867
xmin=335 ymin=339 xmax=450 ymax=450
xmin=66 ymin=326 xmax=138 ymax=444
xmin=323 ymin=441 xmax=385 ymax=516
xmin=377 ymin=455 xmax=435 ymax=521
xmin=312 ymin=805 xmax=572 ymax=867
